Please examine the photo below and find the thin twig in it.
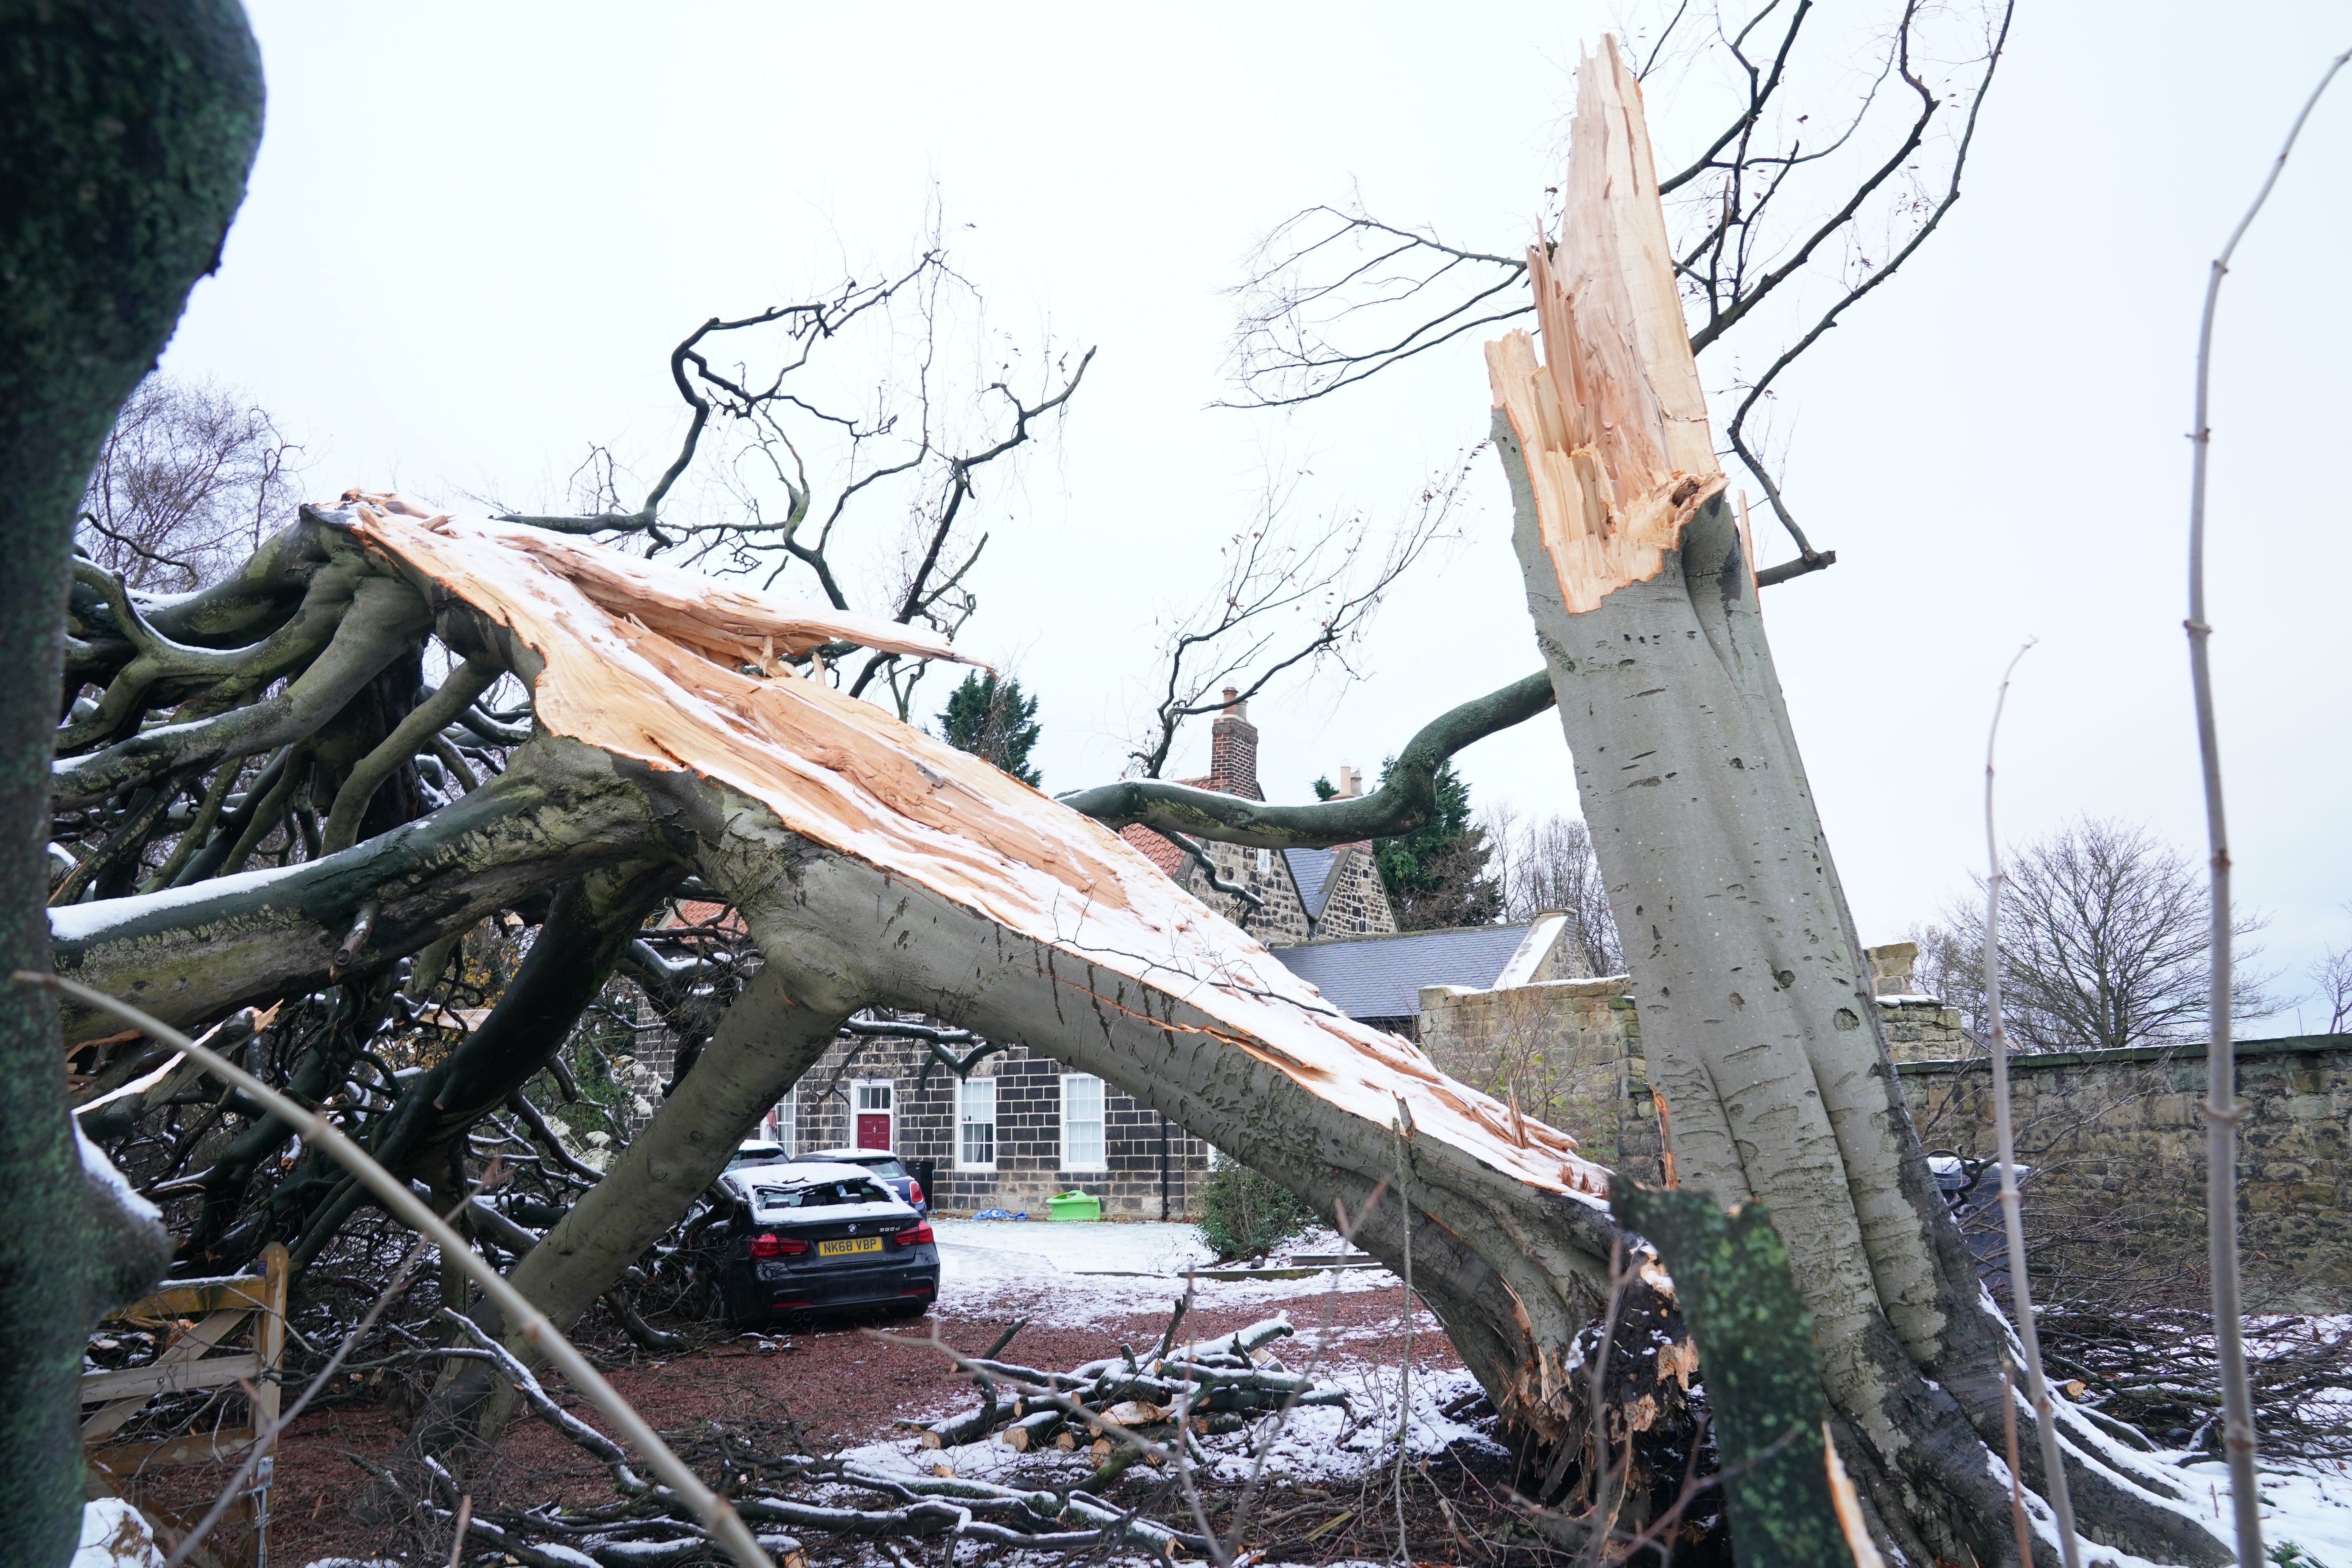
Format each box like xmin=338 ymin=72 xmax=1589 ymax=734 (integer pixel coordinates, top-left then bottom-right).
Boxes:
xmin=1390 ymin=1102 xmax=1420 ymax=1562
xmin=2185 ymin=43 xmax=2350 ymax=1566
xmin=1982 ymin=637 xmax=2079 ymax=1566
xmin=446 ymin=1495 xmax=472 ymax=1568
xmin=2001 ymin=1363 xmax=2035 ymax=1568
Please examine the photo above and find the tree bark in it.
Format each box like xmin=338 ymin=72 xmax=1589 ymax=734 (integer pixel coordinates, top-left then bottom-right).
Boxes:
xmin=49 ymin=737 xmax=668 ymax=1042
xmin=1482 ymin=38 xmax=2226 ymax=1565
xmin=0 ymin=1 xmax=263 ymax=1556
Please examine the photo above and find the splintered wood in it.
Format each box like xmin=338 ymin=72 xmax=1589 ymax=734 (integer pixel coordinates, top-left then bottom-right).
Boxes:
xmin=1484 ymin=38 xmax=1726 ymax=614
xmin=345 ymin=496 xmax=1613 ymax=1202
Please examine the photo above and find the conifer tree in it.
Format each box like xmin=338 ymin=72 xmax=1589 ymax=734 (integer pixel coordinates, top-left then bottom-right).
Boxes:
xmin=936 ymin=671 xmax=1042 ymax=786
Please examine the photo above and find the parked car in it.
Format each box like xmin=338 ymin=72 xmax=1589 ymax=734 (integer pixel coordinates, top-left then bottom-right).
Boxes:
xmin=729 ymin=1139 xmax=789 ymax=1170
xmin=790 ymin=1146 xmax=927 ymax=1215
xmin=693 ymin=1161 xmax=938 ymax=1325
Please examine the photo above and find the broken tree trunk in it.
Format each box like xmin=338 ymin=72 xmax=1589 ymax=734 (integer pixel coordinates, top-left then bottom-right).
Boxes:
xmin=1488 ymin=38 xmax=2224 ymax=1568
xmin=209 ymin=497 xmax=1636 ymax=1458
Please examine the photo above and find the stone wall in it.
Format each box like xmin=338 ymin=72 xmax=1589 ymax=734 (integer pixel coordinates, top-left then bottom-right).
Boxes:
xmin=1315 ymin=846 xmax=1397 ymax=939
xmin=1416 ymin=953 xmax=2352 ymax=1310
xmin=1901 ymin=1036 xmax=2352 ymax=1307
xmin=1881 ymin=999 xmax=1971 ymax=1063
xmin=1417 ymin=976 xmax=1659 ymax=1179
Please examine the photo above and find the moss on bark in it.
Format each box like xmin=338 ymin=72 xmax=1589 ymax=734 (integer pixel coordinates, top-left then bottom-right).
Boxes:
xmin=0 ymin=0 xmax=263 ymax=1556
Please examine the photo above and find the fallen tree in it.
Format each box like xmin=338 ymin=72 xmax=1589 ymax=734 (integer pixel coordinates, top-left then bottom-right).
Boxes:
xmin=22 ymin=28 xmax=2238 ymax=1568
xmin=48 ymin=492 xmax=1624 ymax=1463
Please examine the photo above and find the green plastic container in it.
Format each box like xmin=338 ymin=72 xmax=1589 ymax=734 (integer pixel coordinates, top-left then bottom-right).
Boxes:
xmin=1047 ymin=1188 xmax=1101 ymax=1221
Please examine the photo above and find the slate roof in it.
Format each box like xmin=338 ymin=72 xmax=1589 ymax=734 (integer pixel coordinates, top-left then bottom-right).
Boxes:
xmin=1271 ymin=921 xmax=1543 ymax=1022
xmin=1284 ymin=846 xmax=1339 ymax=919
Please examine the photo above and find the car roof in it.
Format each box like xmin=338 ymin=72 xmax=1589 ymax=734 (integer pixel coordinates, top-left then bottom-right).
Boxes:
xmin=793 ymin=1147 xmax=900 ymax=1163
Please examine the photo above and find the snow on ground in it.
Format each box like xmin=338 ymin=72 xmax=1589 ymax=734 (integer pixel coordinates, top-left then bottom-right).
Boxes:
xmin=934 ymin=1220 xmax=1401 ymax=1328
xmin=2173 ymin=1459 xmax=2352 ymax=1567
xmin=889 ymin=1218 xmax=1480 ymax=1498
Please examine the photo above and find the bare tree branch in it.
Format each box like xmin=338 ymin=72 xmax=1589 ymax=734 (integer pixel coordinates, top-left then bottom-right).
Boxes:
xmin=1124 ymin=452 xmax=1475 ymax=781
xmin=1223 ymin=3 xmax=2018 ymax=582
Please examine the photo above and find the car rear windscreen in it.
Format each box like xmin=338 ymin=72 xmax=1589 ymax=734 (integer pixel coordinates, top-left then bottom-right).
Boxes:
xmin=753 ymin=1178 xmax=893 ymax=1210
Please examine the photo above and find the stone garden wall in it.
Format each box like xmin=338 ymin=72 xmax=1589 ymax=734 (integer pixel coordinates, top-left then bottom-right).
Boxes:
xmin=1418 ymin=953 xmax=2350 ymax=1307
xmin=1902 ymin=1036 xmax=2352 ymax=1307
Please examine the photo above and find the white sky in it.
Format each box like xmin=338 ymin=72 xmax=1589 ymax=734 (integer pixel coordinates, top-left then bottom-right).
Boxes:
xmin=160 ymin=2 xmax=2352 ymax=1025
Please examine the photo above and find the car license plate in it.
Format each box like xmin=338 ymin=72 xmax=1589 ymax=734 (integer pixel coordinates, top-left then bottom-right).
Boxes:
xmin=818 ymin=1237 xmax=882 ymax=1256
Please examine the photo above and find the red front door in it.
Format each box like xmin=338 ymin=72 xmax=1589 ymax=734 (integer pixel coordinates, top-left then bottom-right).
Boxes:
xmin=856 ymin=1112 xmax=891 ymax=1150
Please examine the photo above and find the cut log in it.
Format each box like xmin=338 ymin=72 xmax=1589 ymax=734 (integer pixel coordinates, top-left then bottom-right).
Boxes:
xmin=1095 ymin=1399 xmax=1162 ymax=1428
xmin=1003 ymin=1409 xmax=1062 ymax=1451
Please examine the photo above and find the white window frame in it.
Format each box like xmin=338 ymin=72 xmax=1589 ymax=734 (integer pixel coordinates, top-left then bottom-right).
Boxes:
xmin=1061 ymin=1073 xmax=1106 ymax=1172
xmin=958 ymin=1076 xmax=997 ymax=1171
xmin=851 ymin=1079 xmax=896 ymax=1154
xmin=770 ymin=1084 xmax=798 ymax=1154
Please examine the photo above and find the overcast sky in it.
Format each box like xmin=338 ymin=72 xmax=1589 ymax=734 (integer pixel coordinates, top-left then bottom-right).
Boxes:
xmin=160 ymin=2 xmax=2352 ymax=1025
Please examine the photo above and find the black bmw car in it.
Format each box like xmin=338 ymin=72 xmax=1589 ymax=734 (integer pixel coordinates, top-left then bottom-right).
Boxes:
xmin=695 ymin=1161 xmax=939 ymax=1325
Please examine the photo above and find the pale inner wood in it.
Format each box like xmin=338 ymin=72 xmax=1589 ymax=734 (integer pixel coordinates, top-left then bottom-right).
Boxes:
xmin=1485 ymin=37 xmax=1726 ymax=615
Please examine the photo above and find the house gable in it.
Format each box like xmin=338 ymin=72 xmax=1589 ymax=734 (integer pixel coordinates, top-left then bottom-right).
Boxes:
xmin=1109 ymin=691 xmax=1397 ymax=946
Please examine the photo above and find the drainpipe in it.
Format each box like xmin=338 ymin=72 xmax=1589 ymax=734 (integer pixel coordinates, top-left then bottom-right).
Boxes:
xmin=1159 ymin=1111 xmax=1171 ymax=1221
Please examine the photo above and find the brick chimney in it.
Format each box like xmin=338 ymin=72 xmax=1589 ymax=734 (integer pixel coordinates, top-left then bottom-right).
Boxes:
xmin=1335 ymin=764 xmax=1362 ymax=799
xmin=1207 ymin=687 xmax=1262 ymax=800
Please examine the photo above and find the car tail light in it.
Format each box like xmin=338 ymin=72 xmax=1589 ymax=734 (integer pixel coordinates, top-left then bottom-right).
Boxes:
xmin=751 ymin=1232 xmax=807 ymax=1258
xmin=892 ymin=1221 xmax=934 ymax=1248
xmin=908 ymin=1180 xmax=924 ymax=1206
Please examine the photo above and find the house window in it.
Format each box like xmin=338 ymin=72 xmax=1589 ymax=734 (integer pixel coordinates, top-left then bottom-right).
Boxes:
xmin=853 ymin=1080 xmax=895 ymax=1152
xmin=1062 ymin=1073 xmax=1105 ymax=1170
xmin=771 ymin=1085 xmax=797 ymax=1154
xmin=958 ymin=1077 xmax=996 ymax=1170
xmin=1255 ymin=847 xmax=1273 ymax=874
